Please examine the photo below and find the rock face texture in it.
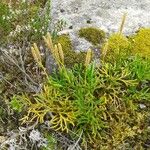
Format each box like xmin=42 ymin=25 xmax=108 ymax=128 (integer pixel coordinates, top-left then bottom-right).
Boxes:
xmin=51 ymin=0 xmax=150 ymax=50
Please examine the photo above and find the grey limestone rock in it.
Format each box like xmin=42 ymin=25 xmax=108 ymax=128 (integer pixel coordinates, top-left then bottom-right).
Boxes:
xmin=50 ymin=0 xmax=150 ymax=51
xmin=46 ymin=0 xmax=150 ymax=73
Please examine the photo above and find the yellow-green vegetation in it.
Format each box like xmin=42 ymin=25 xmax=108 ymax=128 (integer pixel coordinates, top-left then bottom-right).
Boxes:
xmin=132 ymin=28 xmax=150 ymax=57
xmin=43 ymin=33 xmax=65 ymax=68
xmin=12 ymin=56 xmax=150 ymax=149
xmin=54 ymin=35 xmax=72 ymax=52
xmin=1 ymin=5 xmax=150 ymax=148
xmin=19 ymin=83 xmax=76 ymax=133
xmin=54 ymin=35 xmax=88 ymax=67
xmin=102 ymin=33 xmax=131 ymax=61
xmin=78 ymin=27 xmax=106 ymax=45
xmin=8 ymin=33 xmax=150 ymax=149
xmin=0 ymin=2 xmax=12 ymax=39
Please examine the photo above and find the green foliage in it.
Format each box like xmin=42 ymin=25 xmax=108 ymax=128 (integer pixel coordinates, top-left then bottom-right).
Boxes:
xmin=97 ymin=61 xmax=137 ymax=104
xmin=132 ymin=28 xmax=150 ymax=57
xmin=0 ymin=0 xmax=51 ymax=45
xmin=70 ymin=64 xmax=106 ymax=138
xmin=54 ymin=35 xmax=72 ymax=52
xmin=102 ymin=33 xmax=131 ymax=62
xmin=1 ymin=9 xmax=150 ymax=148
xmin=10 ymin=95 xmax=26 ymax=112
xmin=54 ymin=35 xmax=87 ymax=67
xmin=20 ymin=78 xmax=76 ymax=132
xmin=29 ymin=0 xmax=51 ymax=42
xmin=121 ymin=56 xmax=150 ymax=104
xmin=0 ymin=2 xmax=12 ymax=43
xmin=41 ymin=133 xmax=58 ymax=150
xmin=128 ymin=55 xmax=150 ymax=81
xmin=127 ymin=84 xmax=150 ymax=103
xmin=78 ymin=27 xmax=105 ymax=45
xmin=0 ymin=106 xmax=7 ymax=120
xmin=17 ymin=58 xmax=149 ymax=148
xmin=52 ymin=19 xmax=67 ymax=37
xmin=7 ymin=52 xmax=149 ymax=149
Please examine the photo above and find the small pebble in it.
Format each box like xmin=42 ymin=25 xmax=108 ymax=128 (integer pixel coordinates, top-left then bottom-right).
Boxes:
xmin=139 ymin=104 xmax=146 ymax=109
xmin=60 ymin=9 xmax=65 ymax=13
xmin=87 ymin=19 xmax=92 ymax=24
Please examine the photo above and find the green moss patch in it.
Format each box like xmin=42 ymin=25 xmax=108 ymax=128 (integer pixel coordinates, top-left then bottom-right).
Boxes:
xmin=102 ymin=33 xmax=131 ymax=61
xmin=132 ymin=28 xmax=150 ymax=57
xmin=54 ymin=35 xmax=87 ymax=67
xmin=78 ymin=27 xmax=105 ymax=45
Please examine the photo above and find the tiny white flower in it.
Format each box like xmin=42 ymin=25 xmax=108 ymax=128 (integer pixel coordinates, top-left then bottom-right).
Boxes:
xmin=16 ymin=25 xmax=21 ymax=33
xmin=9 ymin=31 xmax=14 ymax=37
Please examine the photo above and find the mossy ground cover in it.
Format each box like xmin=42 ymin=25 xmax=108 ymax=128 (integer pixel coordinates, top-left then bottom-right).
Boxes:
xmin=78 ymin=27 xmax=106 ymax=45
xmin=0 ymin=1 xmax=150 ymax=149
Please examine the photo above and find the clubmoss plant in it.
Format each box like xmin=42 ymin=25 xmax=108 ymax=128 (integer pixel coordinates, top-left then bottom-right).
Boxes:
xmin=118 ymin=13 xmax=127 ymax=34
xmin=10 ymin=50 xmax=149 ymax=149
xmin=20 ymin=77 xmax=76 ymax=133
xmin=128 ymin=55 xmax=150 ymax=81
xmin=3 ymin=11 xmax=150 ymax=149
xmin=85 ymin=49 xmax=92 ymax=67
xmin=78 ymin=27 xmax=105 ymax=45
xmin=43 ymin=33 xmax=65 ymax=68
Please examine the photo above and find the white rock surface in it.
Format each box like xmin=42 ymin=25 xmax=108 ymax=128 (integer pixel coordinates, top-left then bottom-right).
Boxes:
xmin=51 ymin=0 xmax=150 ymax=33
xmin=51 ymin=0 xmax=150 ymax=50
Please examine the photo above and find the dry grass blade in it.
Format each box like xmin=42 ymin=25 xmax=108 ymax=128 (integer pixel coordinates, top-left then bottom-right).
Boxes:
xmin=68 ymin=130 xmax=83 ymax=150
